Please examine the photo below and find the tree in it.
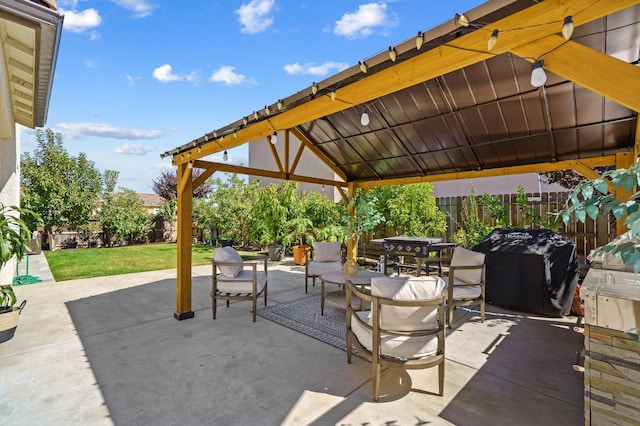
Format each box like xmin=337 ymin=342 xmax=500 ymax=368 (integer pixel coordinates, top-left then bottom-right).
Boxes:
xmin=20 ymin=129 xmax=118 ymax=249
xmin=560 ymin=161 xmax=640 ymax=272
xmin=100 ymin=189 xmax=152 ymax=246
xmin=152 ymin=169 xmax=212 ymax=200
xmin=376 ymin=183 xmax=446 ymax=237
xmin=208 ymin=174 xmax=261 ymax=246
xmin=540 ymin=167 xmax=613 ymax=190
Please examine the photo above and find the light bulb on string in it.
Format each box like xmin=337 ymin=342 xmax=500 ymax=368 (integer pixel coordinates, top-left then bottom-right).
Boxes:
xmin=530 ymin=60 xmax=547 ymax=87
xmin=223 ymin=151 xmax=228 ymax=161
xmin=330 ymin=90 xmax=336 ymax=101
xmin=488 ymin=29 xmax=499 ymax=51
xmin=359 ymin=61 xmax=368 ymax=73
xmin=187 ymin=161 xmax=193 ymax=169
xmin=455 ymin=13 xmax=469 ymax=27
xmin=360 ymin=109 xmax=370 ymax=126
xmin=311 ymin=82 xmax=318 ymax=95
xmin=388 ymin=46 xmax=397 ymax=62
xmin=271 ymin=131 xmax=278 ymax=145
xmin=562 ymin=16 xmax=574 ymax=40
xmin=416 ymin=31 xmax=424 ymax=50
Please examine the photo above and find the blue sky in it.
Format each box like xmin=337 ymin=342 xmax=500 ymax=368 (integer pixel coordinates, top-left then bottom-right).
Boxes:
xmin=20 ymin=0 xmax=486 ymax=194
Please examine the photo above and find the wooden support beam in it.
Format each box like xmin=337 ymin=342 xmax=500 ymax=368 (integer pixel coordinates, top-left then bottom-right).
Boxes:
xmin=510 ymin=35 xmax=640 ymax=113
xmin=290 ymin=127 xmax=348 ymax=182
xmin=192 ymin=160 xmax=348 ymax=188
xmin=346 ymin=183 xmax=357 ymax=261
xmin=268 ymin=135 xmax=284 ymax=173
xmin=356 ymin=156 xmax=617 ymax=190
xmin=174 ymin=162 xmax=194 ymax=320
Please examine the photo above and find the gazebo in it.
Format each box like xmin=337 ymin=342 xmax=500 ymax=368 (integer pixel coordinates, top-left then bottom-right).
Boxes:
xmin=161 ymin=0 xmax=640 ymax=320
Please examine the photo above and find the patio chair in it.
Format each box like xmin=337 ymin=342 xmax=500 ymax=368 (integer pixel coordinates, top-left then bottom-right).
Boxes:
xmin=445 ymin=246 xmax=486 ymax=328
xmin=304 ymin=241 xmax=343 ymax=293
xmin=211 ymin=246 xmax=268 ymax=322
xmin=346 ymin=276 xmax=446 ymax=401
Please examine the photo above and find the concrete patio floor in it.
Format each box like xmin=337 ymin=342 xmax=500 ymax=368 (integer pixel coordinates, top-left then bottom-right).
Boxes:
xmin=1 ymin=253 xmax=584 ymax=425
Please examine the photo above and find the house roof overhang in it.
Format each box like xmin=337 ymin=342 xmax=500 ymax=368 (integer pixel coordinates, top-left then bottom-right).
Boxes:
xmin=0 ymin=0 xmax=63 ymax=134
xmin=162 ymin=0 xmax=640 ymax=188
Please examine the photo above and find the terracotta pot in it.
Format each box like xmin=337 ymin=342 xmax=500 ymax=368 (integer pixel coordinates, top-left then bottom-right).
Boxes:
xmin=292 ymin=245 xmax=309 ymax=265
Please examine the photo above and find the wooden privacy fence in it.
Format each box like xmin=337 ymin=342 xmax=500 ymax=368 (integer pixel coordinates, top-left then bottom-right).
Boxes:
xmin=435 ymin=192 xmax=614 ymax=261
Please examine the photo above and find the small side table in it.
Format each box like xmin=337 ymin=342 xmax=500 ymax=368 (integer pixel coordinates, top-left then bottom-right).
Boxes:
xmin=319 ymin=270 xmax=386 ymax=315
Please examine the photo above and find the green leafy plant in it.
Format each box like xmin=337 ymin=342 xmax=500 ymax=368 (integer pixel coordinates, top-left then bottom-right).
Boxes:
xmin=452 ymin=185 xmax=493 ymax=248
xmin=560 ymin=160 xmax=640 ymax=272
xmin=345 ymin=190 xmax=385 ymax=254
xmin=0 ymin=203 xmax=41 ymax=311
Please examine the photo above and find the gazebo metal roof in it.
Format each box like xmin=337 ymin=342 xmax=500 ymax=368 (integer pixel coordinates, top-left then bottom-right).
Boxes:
xmin=164 ymin=0 xmax=640 ymax=320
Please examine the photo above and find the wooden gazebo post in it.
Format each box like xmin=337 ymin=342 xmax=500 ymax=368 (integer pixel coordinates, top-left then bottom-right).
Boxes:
xmin=174 ymin=161 xmax=194 ymax=320
xmin=346 ymin=183 xmax=357 ymax=261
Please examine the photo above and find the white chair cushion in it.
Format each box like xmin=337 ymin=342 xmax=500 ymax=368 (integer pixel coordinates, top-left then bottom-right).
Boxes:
xmin=307 ymin=260 xmax=342 ymax=276
xmin=216 ymin=270 xmax=267 ymax=294
xmin=450 ymin=246 xmax=485 ymax=284
xmin=312 ymin=241 xmax=341 ymax=262
xmin=351 ymin=310 xmax=439 ymax=358
xmin=369 ymin=276 xmax=445 ymax=332
xmin=213 ymin=246 xmax=243 ymax=278
xmin=447 ymin=277 xmax=482 ymax=300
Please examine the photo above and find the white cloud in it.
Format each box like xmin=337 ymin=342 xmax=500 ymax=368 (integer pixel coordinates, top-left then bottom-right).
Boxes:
xmin=284 ymin=61 xmax=349 ymax=76
xmin=110 ymin=0 xmax=156 ymax=18
xmin=57 ymin=122 xmax=163 ymax=140
xmin=210 ymin=66 xmax=247 ymax=85
xmin=60 ymin=8 xmax=102 ymax=33
xmin=334 ymin=3 xmax=397 ymax=39
xmin=115 ymin=143 xmax=155 ymax=155
xmin=126 ymin=74 xmax=141 ymax=85
xmin=152 ymin=65 xmax=200 ymax=84
xmin=236 ymin=0 xmax=275 ymax=34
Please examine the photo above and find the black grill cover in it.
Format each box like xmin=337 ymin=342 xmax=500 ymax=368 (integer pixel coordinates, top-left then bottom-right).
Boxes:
xmin=473 ymin=228 xmax=578 ymax=316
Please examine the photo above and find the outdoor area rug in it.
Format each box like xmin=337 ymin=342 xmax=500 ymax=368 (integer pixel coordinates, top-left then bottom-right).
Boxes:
xmin=257 ymin=294 xmax=351 ymax=352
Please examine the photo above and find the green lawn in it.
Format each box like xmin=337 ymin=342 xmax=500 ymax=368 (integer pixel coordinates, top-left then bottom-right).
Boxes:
xmin=44 ymin=243 xmax=217 ymax=281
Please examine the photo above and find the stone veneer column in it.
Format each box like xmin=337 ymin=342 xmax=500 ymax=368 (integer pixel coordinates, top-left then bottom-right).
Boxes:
xmin=584 ymin=324 xmax=640 ymax=424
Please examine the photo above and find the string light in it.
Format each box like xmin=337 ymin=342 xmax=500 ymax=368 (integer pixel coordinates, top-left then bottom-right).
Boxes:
xmin=530 ymin=60 xmax=547 ymax=87
xmin=311 ymin=82 xmax=318 ymax=95
xmin=388 ymin=46 xmax=397 ymax=62
xmin=223 ymin=150 xmax=228 ymax=161
xmin=359 ymin=61 xmax=368 ymax=73
xmin=562 ymin=16 xmax=574 ymax=40
xmin=187 ymin=161 xmax=193 ymax=169
xmin=277 ymin=99 xmax=283 ymax=110
xmin=242 ymin=117 xmax=248 ymax=126
xmin=271 ymin=131 xmax=278 ymax=145
xmin=330 ymin=90 xmax=336 ymax=101
xmin=456 ymin=13 xmax=469 ymax=27
xmin=233 ymin=130 xmax=237 ymax=138
xmin=253 ymin=111 xmax=259 ymax=120
xmin=488 ymin=29 xmax=499 ymax=51
xmin=264 ymin=105 xmax=270 ymax=115
xmin=415 ymin=31 xmax=424 ymax=50
xmin=213 ymin=131 xmax=218 ymax=138
xmin=197 ymin=146 xmax=202 ymax=153
xmin=360 ymin=109 xmax=370 ymax=126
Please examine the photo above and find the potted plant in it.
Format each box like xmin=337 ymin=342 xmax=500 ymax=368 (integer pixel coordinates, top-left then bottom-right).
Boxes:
xmin=284 ymin=217 xmax=314 ymax=265
xmin=0 ymin=203 xmax=40 ymax=344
